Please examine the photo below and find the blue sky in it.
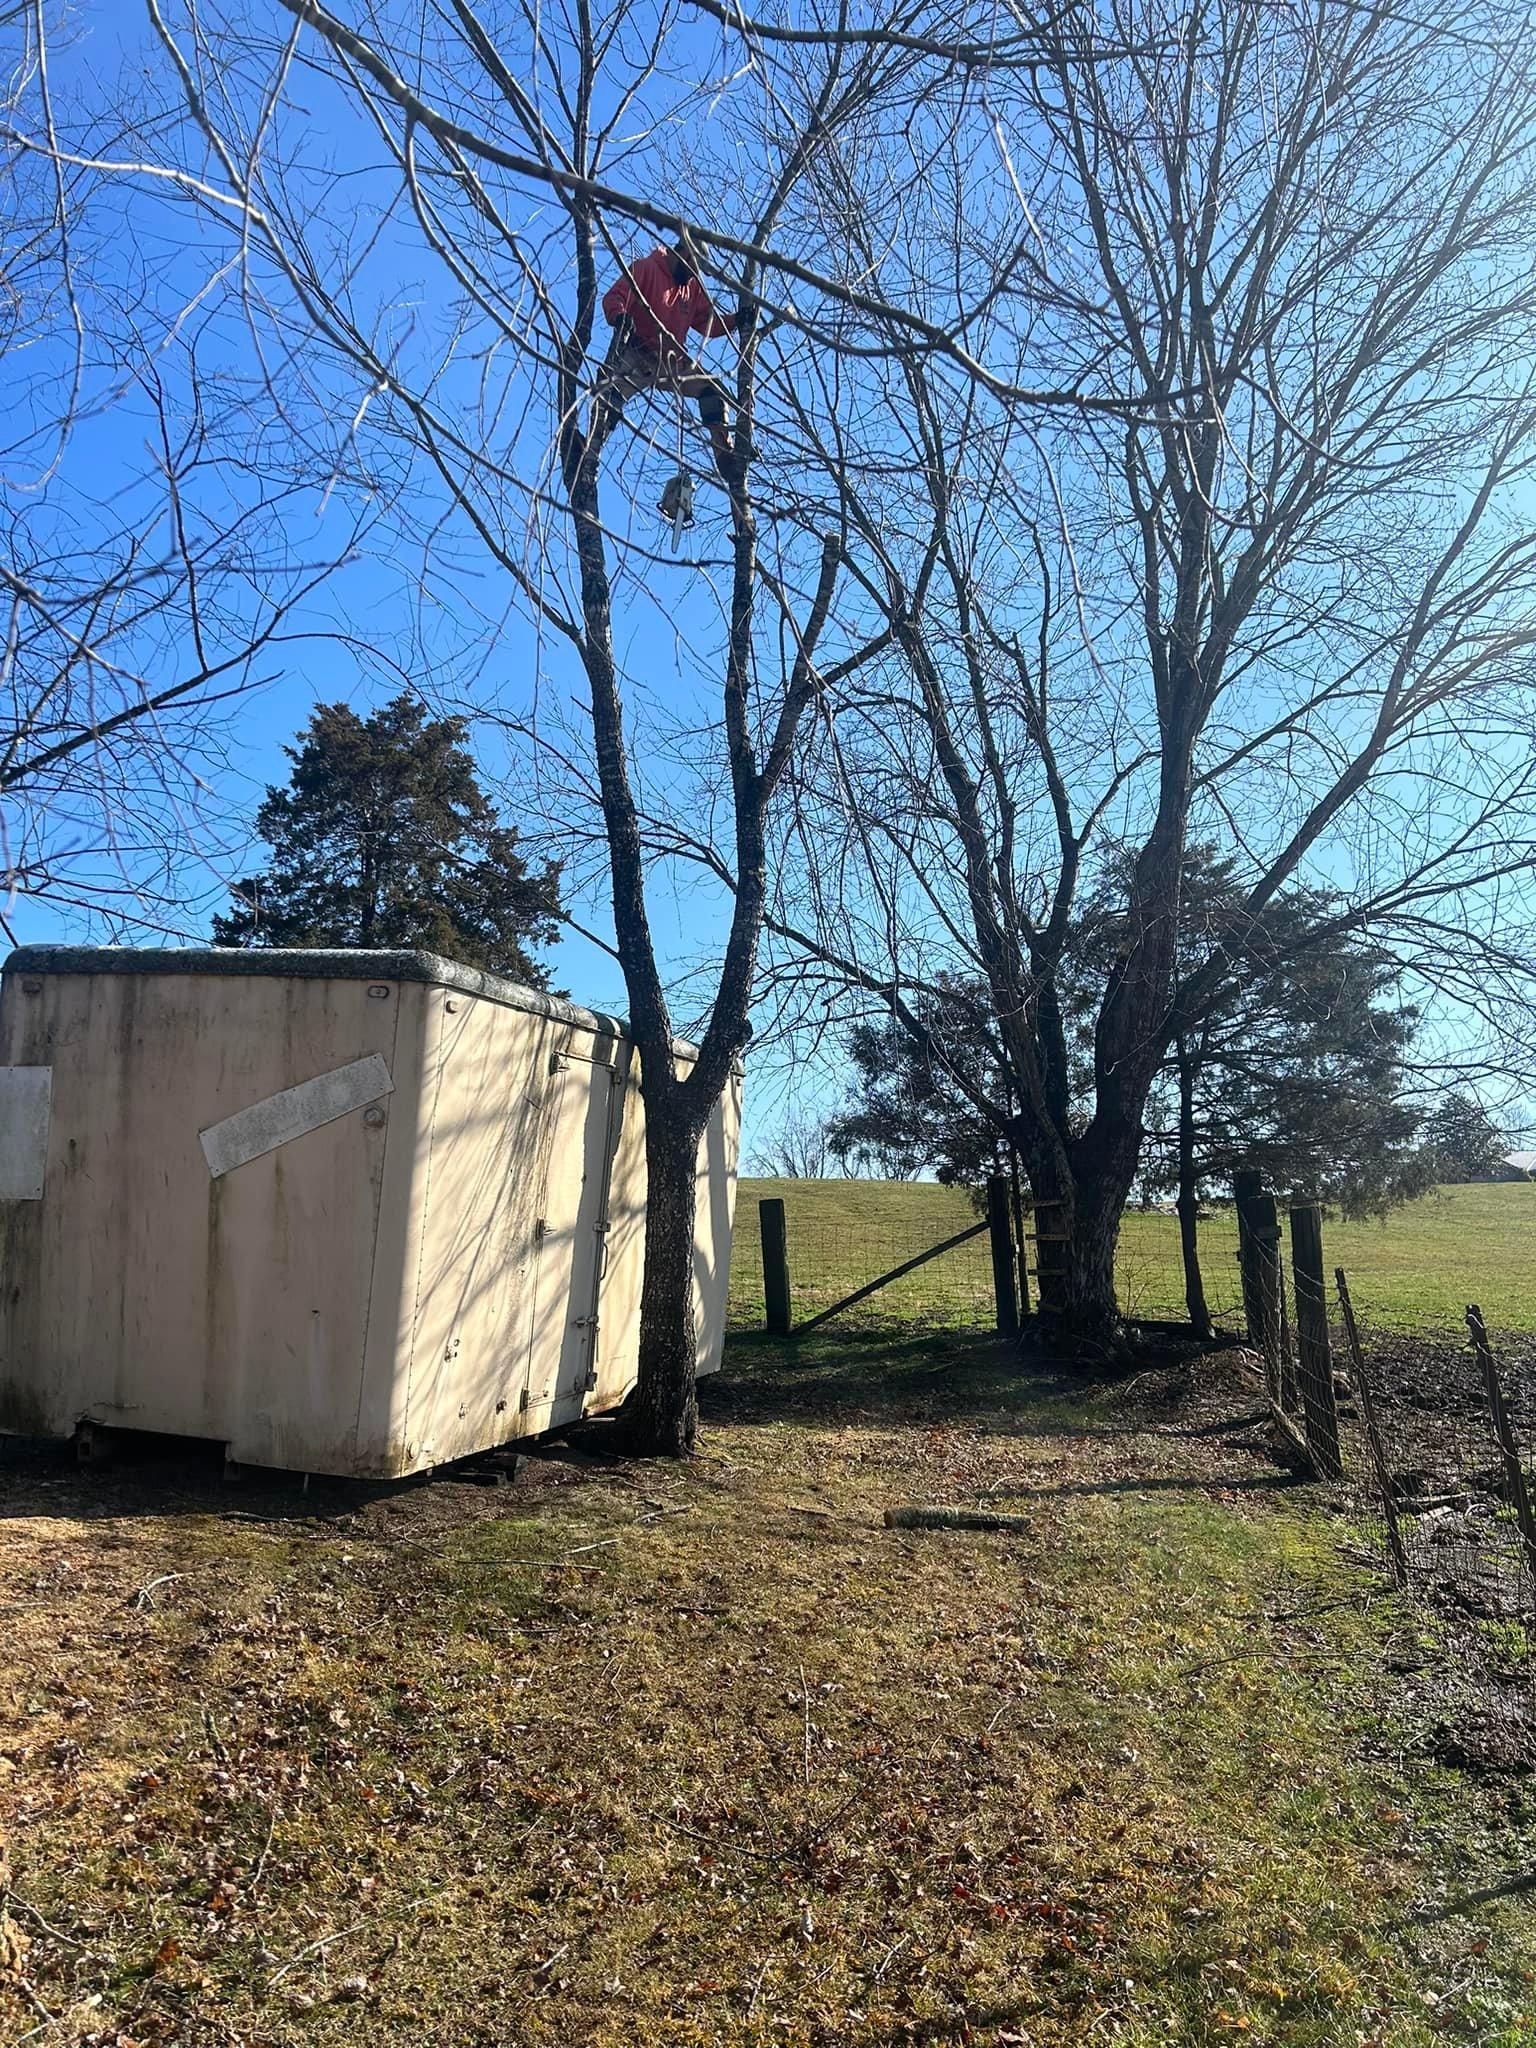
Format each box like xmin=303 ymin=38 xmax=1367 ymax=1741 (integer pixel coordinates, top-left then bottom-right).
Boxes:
xmin=4 ymin=0 xmax=776 ymax=1110
xmin=3 ymin=0 xmax=831 ymax=1171
xmin=10 ymin=0 xmax=1536 ymax=1163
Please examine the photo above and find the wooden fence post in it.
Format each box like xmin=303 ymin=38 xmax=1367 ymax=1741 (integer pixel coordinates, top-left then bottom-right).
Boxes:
xmin=1467 ymin=1305 xmax=1536 ymax=1592
xmin=1336 ymin=1269 xmax=1408 ymax=1587
xmin=1289 ymin=1203 xmax=1343 ymax=1478
xmin=1235 ymin=1173 xmax=1287 ymax=1403
xmin=1251 ymin=1201 xmax=1285 ymax=1402
xmin=1233 ymin=1169 xmax=1265 ymax=1349
xmin=987 ymin=1175 xmax=1019 ymax=1339
xmin=760 ymin=1198 xmax=791 ymax=1337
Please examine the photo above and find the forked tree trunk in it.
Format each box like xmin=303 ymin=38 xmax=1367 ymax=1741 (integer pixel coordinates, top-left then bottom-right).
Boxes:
xmin=627 ymin=1104 xmax=704 ymax=1456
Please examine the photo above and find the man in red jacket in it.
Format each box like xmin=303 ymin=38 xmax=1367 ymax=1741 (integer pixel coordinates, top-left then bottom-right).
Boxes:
xmin=598 ymin=231 xmax=741 ymax=481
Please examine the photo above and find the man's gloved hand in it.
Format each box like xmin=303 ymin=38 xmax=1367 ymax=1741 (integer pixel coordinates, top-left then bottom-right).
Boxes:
xmin=734 ymin=290 xmax=757 ymax=339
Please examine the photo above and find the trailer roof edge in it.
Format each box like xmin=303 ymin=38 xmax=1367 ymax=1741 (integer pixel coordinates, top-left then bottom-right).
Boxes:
xmin=1 ymin=944 xmax=717 ymax=1064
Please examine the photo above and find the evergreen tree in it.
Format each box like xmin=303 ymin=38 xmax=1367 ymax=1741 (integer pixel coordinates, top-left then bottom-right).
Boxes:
xmin=1425 ymin=1093 xmax=1513 ymax=1183
xmin=214 ymin=694 xmax=562 ymax=981
xmin=828 ymin=979 xmax=1009 ymax=1188
xmin=829 ymin=851 xmax=1433 ymax=1329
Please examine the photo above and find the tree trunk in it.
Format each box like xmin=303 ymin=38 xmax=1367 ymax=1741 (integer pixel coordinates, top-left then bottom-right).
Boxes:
xmin=1027 ymin=1147 xmax=1123 ymax=1351
xmin=1176 ymin=1041 xmax=1212 ymax=1337
xmin=626 ymin=1106 xmax=703 ymax=1457
xmin=1058 ymin=1190 xmax=1122 ymax=1347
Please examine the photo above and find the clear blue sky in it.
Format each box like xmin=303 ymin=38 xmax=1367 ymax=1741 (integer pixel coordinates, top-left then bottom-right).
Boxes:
xmin=6 ymin=0 xmax=777 ymax=1107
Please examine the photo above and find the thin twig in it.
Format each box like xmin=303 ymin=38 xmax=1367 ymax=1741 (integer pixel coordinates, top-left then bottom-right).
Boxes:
xmin=745 ymin=1954 xmax=772 ymax=2013
xmin=126 ymin=1570 xmax=205 ymax=1611
xmin=872 ymin=1932 xmax=910 ymax=1981
xmin=2 ymin=1895 xmax=87 ymax=1951
xmin=264 ymin=1898 xmax=427 ymax=1989
xmin=251 ymin=1807 xmax=278 ymax=1891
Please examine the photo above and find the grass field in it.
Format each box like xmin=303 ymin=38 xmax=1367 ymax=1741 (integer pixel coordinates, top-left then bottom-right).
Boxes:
xmin=6 ymin=1338 xmax=1536 ymax=2046
xmin=729 ymin=1178 xmax=1536 ymax=1335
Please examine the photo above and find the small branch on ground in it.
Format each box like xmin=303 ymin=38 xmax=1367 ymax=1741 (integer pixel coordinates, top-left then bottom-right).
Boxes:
xmin=884 ymin=1506 xmax=1034 ymax=1532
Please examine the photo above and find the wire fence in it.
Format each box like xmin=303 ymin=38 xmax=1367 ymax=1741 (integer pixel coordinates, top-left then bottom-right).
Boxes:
xmin=1343 ymin=1296 xmax=1536 ymax=1699
xmin=727 ymin=1180 xmax=1253 ymax=1336
xmin=731 ymin=1179 xmax=1536 ymax=1340
xmin=727 ymin=1178 xmax=997 ymax=1333
xmin=724 ymin=1174 xmax=1536 ymax=1729
xmin=1114 ymin=1207 xmax=1249 ymax=1329
xmin=1216 ymin=1198 xmax=1536 ymax=1706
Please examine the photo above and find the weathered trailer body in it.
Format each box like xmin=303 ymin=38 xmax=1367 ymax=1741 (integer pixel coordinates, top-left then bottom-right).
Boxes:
xmin=0 ymin=948 xmax=739 ymax=1476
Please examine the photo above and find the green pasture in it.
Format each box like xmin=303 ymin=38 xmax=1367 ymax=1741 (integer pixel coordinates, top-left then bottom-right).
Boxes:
xmin=729 ymin=1176 xmax=1536 ymax=1336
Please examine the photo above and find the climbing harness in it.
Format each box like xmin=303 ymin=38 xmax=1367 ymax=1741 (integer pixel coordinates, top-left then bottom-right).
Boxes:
xmin=659 ymin=392 xmax=694 ymax=547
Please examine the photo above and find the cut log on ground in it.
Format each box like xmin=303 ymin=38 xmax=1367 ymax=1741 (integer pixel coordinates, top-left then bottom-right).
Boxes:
xmin=884 ymin=1506 xmax=1035 ymax=1532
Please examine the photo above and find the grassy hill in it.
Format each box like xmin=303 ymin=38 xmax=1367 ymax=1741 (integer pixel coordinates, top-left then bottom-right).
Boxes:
xmin=728 ymin=1177 xmax=1536 ymax=1336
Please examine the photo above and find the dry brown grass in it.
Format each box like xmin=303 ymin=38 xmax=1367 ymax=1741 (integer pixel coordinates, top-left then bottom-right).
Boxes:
xmin=2 ymin=1335 xmax=1535 ymax=2046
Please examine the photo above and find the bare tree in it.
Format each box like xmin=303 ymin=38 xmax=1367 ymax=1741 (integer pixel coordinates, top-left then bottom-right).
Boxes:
xmin=749 ymin=1104 xmax=838 ymax=1180
xmin=74 ymin=0 xmax=1197 ymax=1439
xmin=763 ymin=0 xmax=1536 ymax=1344
xmin=1 ymin=6 xmax=370 ymax=935
xmin=57 ymin=0 xmax=985 ymax=1450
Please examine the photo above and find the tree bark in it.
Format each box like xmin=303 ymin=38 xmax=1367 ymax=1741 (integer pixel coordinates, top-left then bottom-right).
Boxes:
xmin=1026 ymin=1143 xmax=1124 ymax=1349
xmin=626 ymin=1097 xmax=704 ymax=1457
xmin=1058 ymin=1186 xmax=1123 ymax=1347
xmin=1176 ymin=1040 xmax=1211 ymax=1337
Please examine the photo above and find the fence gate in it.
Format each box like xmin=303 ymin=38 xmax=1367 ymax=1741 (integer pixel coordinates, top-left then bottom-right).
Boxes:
xmin=737 ymin=1178 xmax=1022 ymax=1338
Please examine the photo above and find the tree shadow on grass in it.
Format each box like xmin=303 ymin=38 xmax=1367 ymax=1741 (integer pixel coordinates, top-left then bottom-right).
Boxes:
xmin=979 ymin=1469 xmax=1303 ymax=1501
xmin=706 ymin=1328 xmax=1102 ymax=1429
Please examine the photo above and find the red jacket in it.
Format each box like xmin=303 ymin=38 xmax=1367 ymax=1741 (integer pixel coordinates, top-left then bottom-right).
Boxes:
xmin=603 ymin=247 xmax=734 ymax=360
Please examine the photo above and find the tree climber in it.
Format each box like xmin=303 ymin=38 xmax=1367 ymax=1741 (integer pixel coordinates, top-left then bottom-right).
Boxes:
xmin=598 ymin=231 xmax=742 ymax=496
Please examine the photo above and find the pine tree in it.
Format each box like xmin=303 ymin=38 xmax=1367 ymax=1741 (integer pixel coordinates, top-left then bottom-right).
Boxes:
xmin=1425 ymin=1093 xmax=1512 ymax=1183
xmin=828 ymin=850 xmax=1434 ymax=1329
xmin=214 ymin=694 xmax=562 ymax=981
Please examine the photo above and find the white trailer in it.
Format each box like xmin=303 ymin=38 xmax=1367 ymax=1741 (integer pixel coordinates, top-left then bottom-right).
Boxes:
xmin=0 ymin=948 xmax=739 ymax=1476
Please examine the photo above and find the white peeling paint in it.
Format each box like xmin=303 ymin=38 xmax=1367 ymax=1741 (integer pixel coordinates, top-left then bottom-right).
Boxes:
xmin=200 ymin=1054 xmax=393 ymax=1179
xmin=0 ymin=1067 xmax=52 ymax=1199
